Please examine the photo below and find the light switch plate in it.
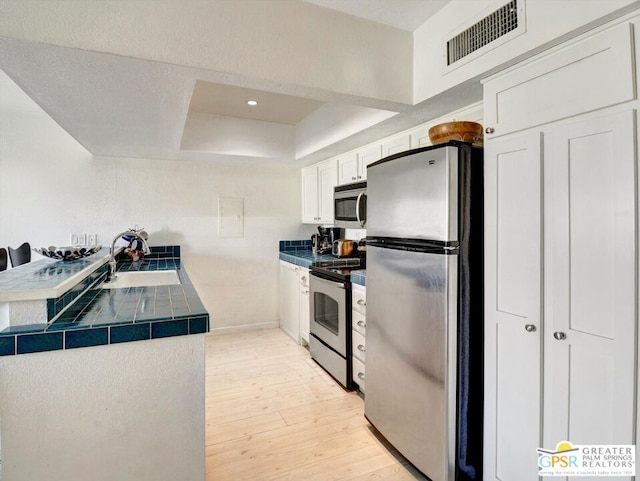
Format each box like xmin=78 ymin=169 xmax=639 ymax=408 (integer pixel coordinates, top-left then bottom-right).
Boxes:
xmin=71 ymin=233 xmax=85 ymax=246
xmin=87 ymin=234 xmax=97 ymax=246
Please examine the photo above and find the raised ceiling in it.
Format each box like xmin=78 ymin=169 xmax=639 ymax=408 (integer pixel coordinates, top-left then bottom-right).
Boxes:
xmin=189 ymin=82 xmax=325 ymax=125
xmin=0 ymin=0 xmax=468 ymax=165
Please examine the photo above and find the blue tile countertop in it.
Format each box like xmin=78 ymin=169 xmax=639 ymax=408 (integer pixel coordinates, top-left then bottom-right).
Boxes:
xmin=350 ymin=270 xmax=366 ymax=287
xmin=0 ymin=246 xmax=209 ymax=356
xmin=0 ymin=247 xmax=112 ymax=302
xmin=279 ymin=240 xmax=366 ymax=286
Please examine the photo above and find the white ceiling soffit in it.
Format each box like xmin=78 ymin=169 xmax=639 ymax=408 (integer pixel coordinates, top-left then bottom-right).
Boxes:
xmin=303 ymin=0 xmax=452 ymax=31
xmin=0 ymin=37 xmax=402 ymax=163
xmin=0 ymin=0 xmax=465 ymax=164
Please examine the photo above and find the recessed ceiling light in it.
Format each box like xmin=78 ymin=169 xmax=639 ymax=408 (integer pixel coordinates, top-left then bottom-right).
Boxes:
xmin=247 ymin=100 xmax=258 ymax=106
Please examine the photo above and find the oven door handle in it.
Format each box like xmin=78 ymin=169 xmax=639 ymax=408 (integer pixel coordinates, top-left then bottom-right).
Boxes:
xmin=356 ymin=192 xmax=365 ymax=227
xmin=311 ymin=274 xmax=345 ymax=290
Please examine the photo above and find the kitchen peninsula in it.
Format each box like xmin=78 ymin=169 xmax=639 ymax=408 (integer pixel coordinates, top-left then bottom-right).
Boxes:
xmin=0 ymin=246 xmax=209 ymax=481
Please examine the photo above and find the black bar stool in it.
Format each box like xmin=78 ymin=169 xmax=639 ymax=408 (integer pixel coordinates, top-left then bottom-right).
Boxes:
xmin=8 ymin=242 xmax=31 ymax=268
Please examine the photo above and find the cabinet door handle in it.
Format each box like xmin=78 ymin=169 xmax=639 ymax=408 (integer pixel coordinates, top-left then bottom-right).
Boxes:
xmin=357 ymin=372 xmax=365 ymax=380
xmin=485 ymin=127 xmax=495 ymax=134
xmin=357 ymin=299 xmax=366 ymax=306
xmin=357 ymin=344 xmax=366 ymax=353
xmin=553 ymin=331 xmax=567 ymax=340
xmin=356 ymin=320 xmax=366 ymax=328
xmin=524 ymin=324 xmax=536 ymax=332
xmin=351 ymin=176 xmax=357 ymax=180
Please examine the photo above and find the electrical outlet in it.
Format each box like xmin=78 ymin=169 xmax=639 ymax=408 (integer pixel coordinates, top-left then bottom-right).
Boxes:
xmin=87 ymin=234 xmax=97 ymax=247
xmin=71 ymin=233 xmax=85 ymax=246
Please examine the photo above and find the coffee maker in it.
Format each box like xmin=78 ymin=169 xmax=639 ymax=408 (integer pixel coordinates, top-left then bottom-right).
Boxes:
xmin=311 ymin=226 xmax=344 ymax=254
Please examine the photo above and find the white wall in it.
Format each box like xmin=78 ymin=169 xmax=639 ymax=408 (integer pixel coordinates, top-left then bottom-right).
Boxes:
xmin=413 ymin=0 xmax=638 ymax=104
xmin=0 ymin=71 xmax=313 ymax=331
xmin=0 ymin=335 xmax=205 ymax=481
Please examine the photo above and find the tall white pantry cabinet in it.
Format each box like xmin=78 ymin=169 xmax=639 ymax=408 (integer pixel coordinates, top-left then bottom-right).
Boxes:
xmin=482 ymin=16 xmax=639 ymax=481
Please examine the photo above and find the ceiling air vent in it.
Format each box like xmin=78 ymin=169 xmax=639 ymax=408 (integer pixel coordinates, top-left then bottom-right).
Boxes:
xmin=447 ymin=0 xmax=520 ymax=66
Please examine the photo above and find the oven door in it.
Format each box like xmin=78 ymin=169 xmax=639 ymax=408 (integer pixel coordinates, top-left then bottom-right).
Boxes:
xmin=309 ymin=273 xmax=348 ymax=357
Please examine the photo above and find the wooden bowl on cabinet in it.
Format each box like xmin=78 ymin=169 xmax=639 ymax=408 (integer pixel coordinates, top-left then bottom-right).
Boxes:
xmin=428 ymin=121 xmax=483 ymax=146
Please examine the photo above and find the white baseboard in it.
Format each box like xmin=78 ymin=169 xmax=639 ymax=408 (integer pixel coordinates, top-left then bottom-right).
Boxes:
xmin=206 ymin=320 xmax=279 ymax=336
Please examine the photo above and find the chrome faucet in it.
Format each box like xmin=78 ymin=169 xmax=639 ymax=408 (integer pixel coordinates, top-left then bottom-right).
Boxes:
xmin=106 ymin=229 xmax=151 ymax=282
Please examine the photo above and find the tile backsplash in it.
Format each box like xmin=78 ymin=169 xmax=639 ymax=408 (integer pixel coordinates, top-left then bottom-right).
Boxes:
xmin=278 ymin=240 xmax=312 ymax=252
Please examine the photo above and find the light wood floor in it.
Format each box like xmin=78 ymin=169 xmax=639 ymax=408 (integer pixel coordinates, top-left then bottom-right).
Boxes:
xmin=205 ymin=328 xmax=428 ymax=480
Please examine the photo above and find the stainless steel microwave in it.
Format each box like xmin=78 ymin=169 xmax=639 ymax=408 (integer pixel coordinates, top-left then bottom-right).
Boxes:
xmin=334 ymin=181 xmax=366 ymax=228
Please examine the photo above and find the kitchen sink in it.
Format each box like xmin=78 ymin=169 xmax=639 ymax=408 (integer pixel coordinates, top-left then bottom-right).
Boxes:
xmin=101 ymin=270 xmax=180 ymax=289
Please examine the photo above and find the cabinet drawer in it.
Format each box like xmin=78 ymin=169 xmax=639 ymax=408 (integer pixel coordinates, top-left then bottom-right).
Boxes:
xmin=352 ymin=287 xmax=366 ymax=315
xmin=352 ymin=356 xmax=365 ymax=393
xmin=352 ymin=329 xmax=366 ymax=363
xmin=483 ymin=23 xmax=634 ymax=137
xmin=352 ymin=310 xmax=366 ymax=335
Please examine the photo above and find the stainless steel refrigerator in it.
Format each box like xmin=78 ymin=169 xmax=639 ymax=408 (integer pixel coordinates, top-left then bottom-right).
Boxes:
xmin=364 ymin=142 xmax=483 ymax=481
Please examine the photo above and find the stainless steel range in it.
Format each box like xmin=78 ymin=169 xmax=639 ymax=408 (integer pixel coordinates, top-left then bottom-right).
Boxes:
xmin=309 ymin=264 xmax=361 ymax=389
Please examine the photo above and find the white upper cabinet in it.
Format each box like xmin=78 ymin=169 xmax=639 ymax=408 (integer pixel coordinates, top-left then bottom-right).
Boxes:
xmin=337 ymin=152 xmax=359 ymax=185
xmin=410 ymin=127 xmax=432 ymax=149
xmin=336 ymin=144 xmax=383 ymax=185
xmin=483 ymin=22 xmax=635 ymax=138
xmin=301 ymin=165 xmax=319 ymax=222
xmin=356 ymin=144 xmax=382 ymax=181
xmin=302 ymin=160 xmax=338 ymax=224
xmin=381 ymin=134 xmax=410 ymax=158
xmin=317 ymin=161 xmax=337 ymax=223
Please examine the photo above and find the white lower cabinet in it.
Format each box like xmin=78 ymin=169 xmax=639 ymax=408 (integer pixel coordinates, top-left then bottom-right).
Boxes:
xmin=484 ymin=107 xmax=638 ymax=481
xmin=279 ymin=261 xmax=310 ymax=345
xmin=279 ymin=261 xmax=300 ymax=343
xmin=298 ymin=267 xmax=310 ymax=345
xmin=351 ymin=284 xmax=366 ymax=392
xmin=352 ymin=357 xmax=365 ymax=392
